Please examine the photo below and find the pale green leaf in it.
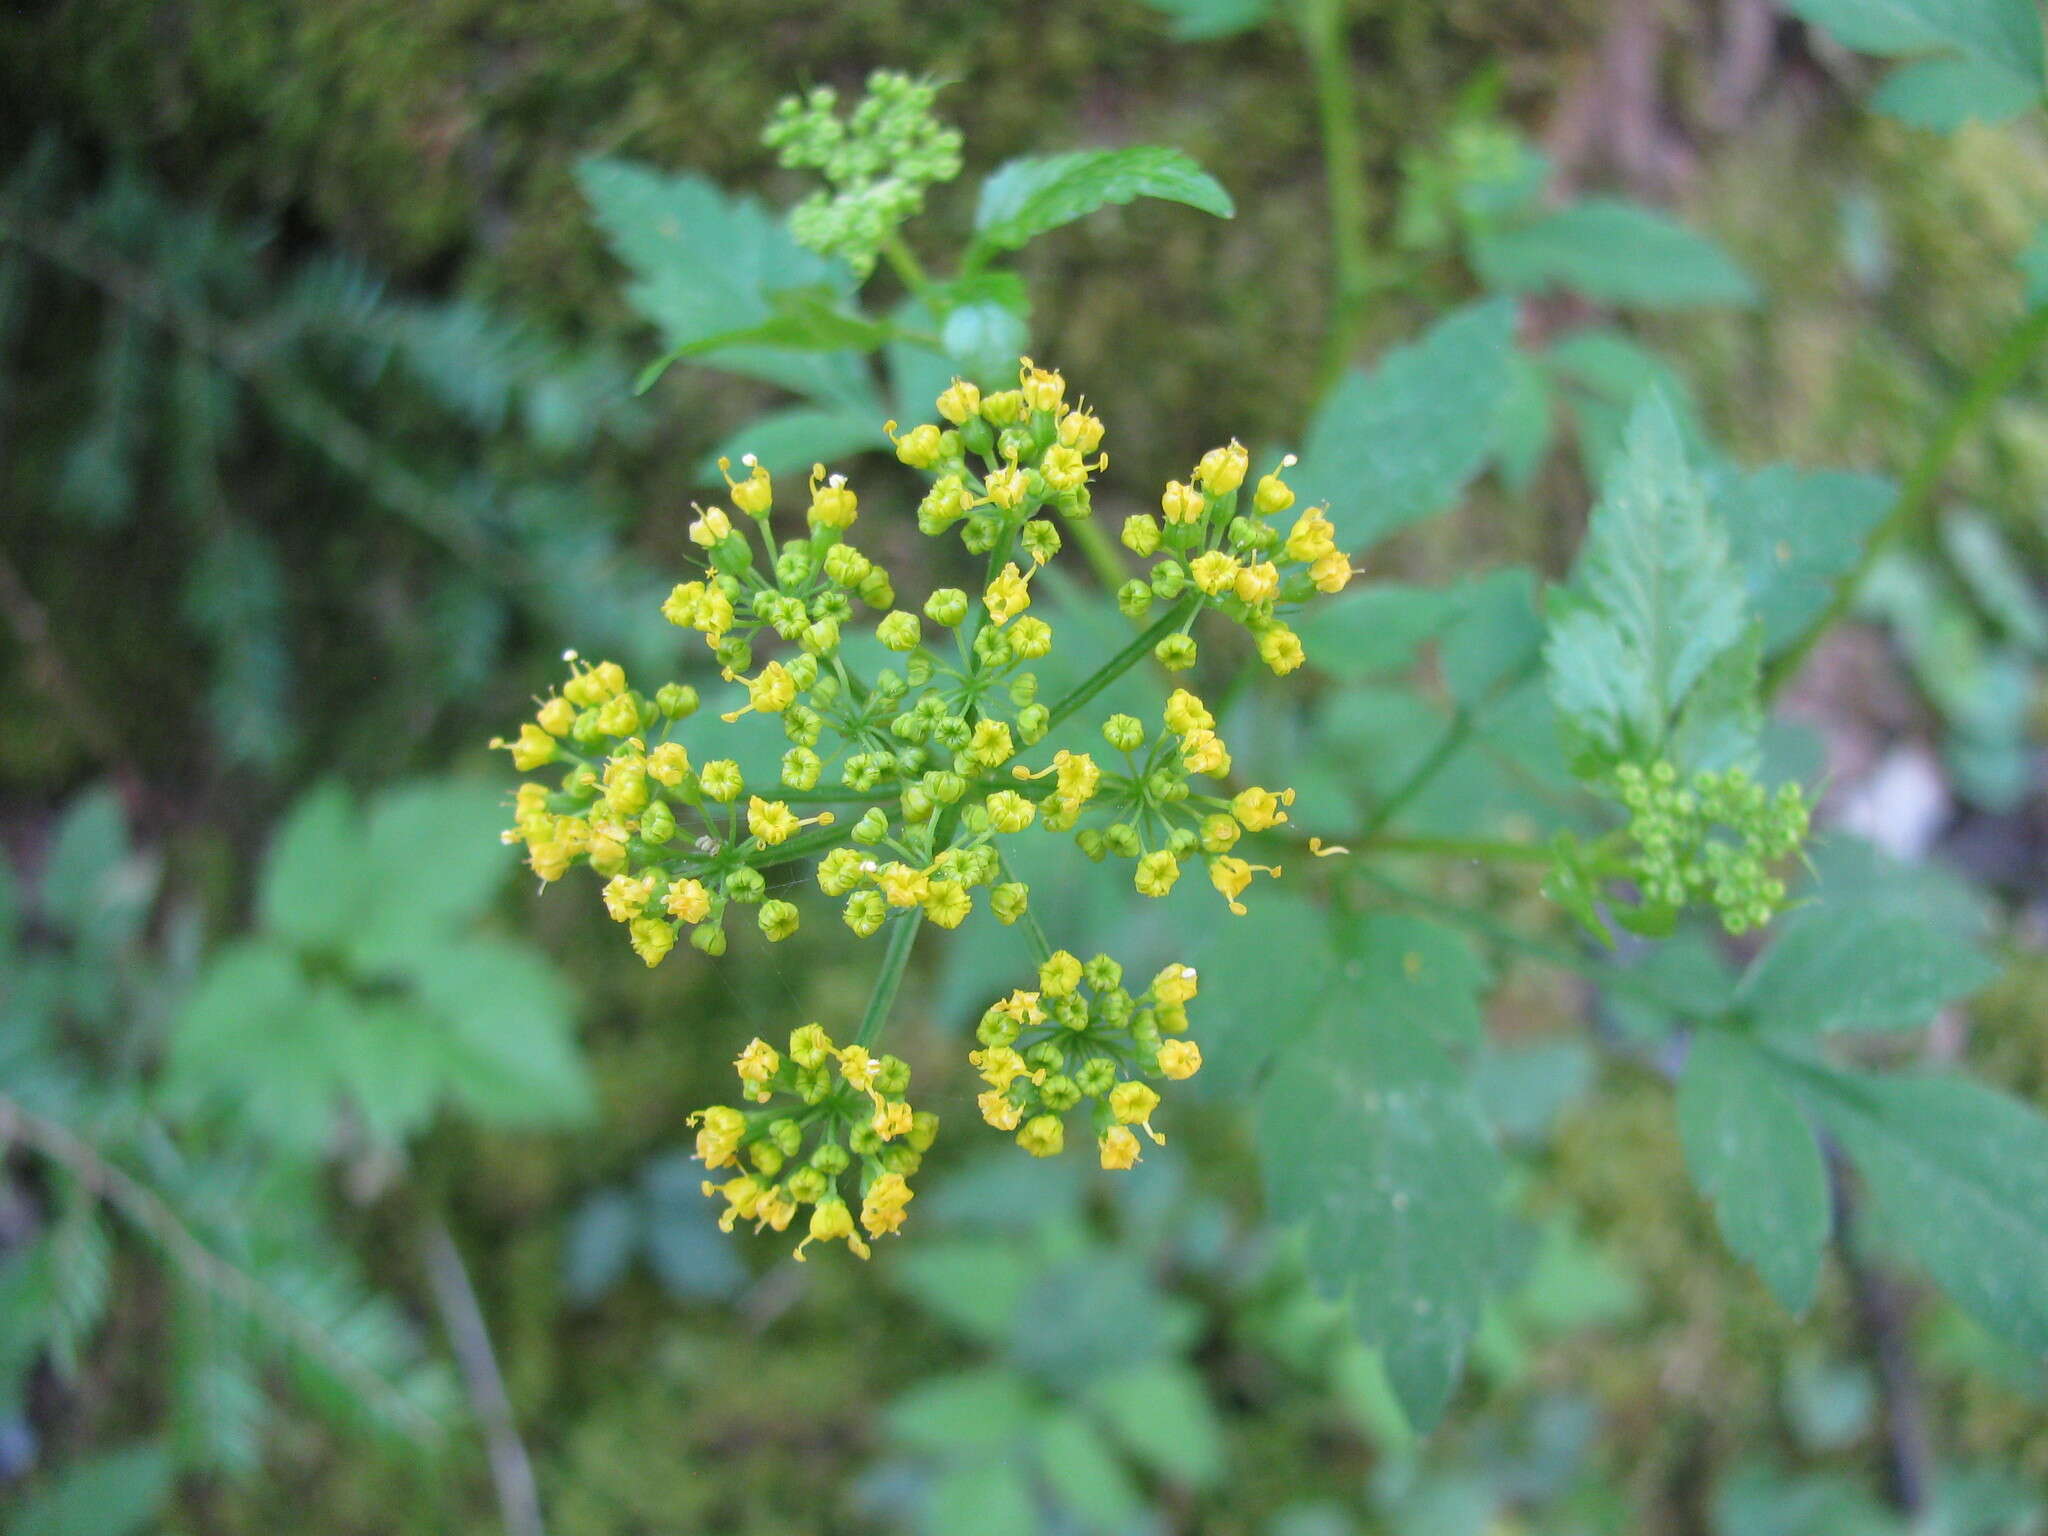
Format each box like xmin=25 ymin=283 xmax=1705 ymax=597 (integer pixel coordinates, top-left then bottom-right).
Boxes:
xmin=576 ymin=157 xmax=864 ymax=400
xmin=1474 ymin=199 xmax=1759 ymax=309
xmin=353 ymin=779 xmax=516 ymax=956
xmin=972 ymin=146 xmax=1233 ymax=253
xmin=1544 ymin=393 xmax=1753 ymax=774
xmin=1184 ymin=891 xmax=1334 ymax=1092
xmin=1037 ymin=1410 xmax=1145 ymax=1527
xmin=927 ymin=1459 xmax=1036 ymax=1536
xmin=1087 ymin=1360 xmax=1223 ymax=1487
xmin=257 ymin=782 xmax=367 ymax=950
xmin=1738 ymin=901 xmax=1996 ymax=1034
xmin=886 ymin=1367 xmax=1040 ymax=1454
xmin=1292 ymin=299 xmax=1517 ymax=549
xmin=1678 ymin=1031 xmax=1829 ymax=1311
xmin=1338 ymin=913 xmax=1491 ymax=1054
xmin=10 ymin=1442 xmax=171 ymax=1536
xmin=940 ymin=299 xmax=1029 ymax=384
xmin=1779 ymin=0 xmax=2045 ymax=123
xmin=408 ymin=939 xmax=591 ymax=1127
xmin=700 ymin=402 xmax=890 ymax=484
xmin=1784 ymin=1055 xmax=2048 ymax=1356
xmin=1137 ymin=0 xmax=1275 ymax=40
xmin=1712 ymin=465 xmax=1894 ymax=656
xmin=1259 ymin=1013 xmax=1506 ymax=1427
xmin=1870 ymin=54 xmax=2043 ymax=125
xmin=1294 ymin=584 xmax=1465 ymax=681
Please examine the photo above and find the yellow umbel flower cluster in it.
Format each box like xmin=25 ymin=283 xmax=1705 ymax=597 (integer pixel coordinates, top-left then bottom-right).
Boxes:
xmin=1115 ymin=448 xmax=1349 ymax=674
xmin=1015 ymin=687 xmax=1294 ymax=913
xmin=692 ymin=1021 xmax=937 ymax=1260
xmin=969 ymin=952 xmax=1203 ymax=1168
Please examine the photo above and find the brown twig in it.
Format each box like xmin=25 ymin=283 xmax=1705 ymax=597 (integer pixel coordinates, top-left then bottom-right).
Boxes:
xmin=422 ymin=1218 xmax=547 ymax=1536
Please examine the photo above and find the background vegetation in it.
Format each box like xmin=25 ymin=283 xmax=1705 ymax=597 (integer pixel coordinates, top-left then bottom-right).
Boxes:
xmin=5 ymin=1 xmax=2048 ymax=1531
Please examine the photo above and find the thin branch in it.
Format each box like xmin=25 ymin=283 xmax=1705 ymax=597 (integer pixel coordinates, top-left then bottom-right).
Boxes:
xmin=423 ymin=1218 xmax=546 ymax=1536
xmin=0 ymin=1091 xmax=443 ymax=1443
xmin=0 ymin=545 xmax=141 ymax=792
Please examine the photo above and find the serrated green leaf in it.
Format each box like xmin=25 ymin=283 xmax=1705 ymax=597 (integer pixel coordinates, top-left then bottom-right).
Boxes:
xmin=1183 ymin=891 xmax=1334 ymax=1092
xmin=9 ymin=1442 xmax=171 ymax=1536
xmin=1037 ymin=1410 xmax=1145 ymax=1527
xmin=167 ymin=940 xmax=331 ymax=1151
xmin=1543 ymin=328 xmax=1705 ymax=478
xmin=1137 ymin=0 xmax=1275 ymax=40
xmin=889 ymin=1237 xmax=1034 ymax=1345
xmin=940 ymin=300 xmax=1029 ymax=384
xmin=352 ymin=779 xmax=516 ymax=959
xmin=886 ymin=1366 xmax=1041 ymax=1454
xmin=1544 ymin=393 xmax=1753 ymax=775
xmin=257 ymin=782 xmax=367 ymax=950
xmin=1474 ymin=199 xmax=1759 ymax=309
xmin=1779 ymin=0 xmax=2045 ymax=125
xmin=1942 ymin=508 xmax=2048 ymax=653
xmin=1087 ymin=1360 xmax=1223 ymax=1487
xmin=1678 ymin=1031 xmax=1829 ymax=1311
xmin=972 ymin=145 xmax=1233 ymax=254
xmin=1440 ymin=566 xmax=1544 ymax=705
xmin=408 ymin=938 xmax=591 ymax=1127
xmin=577 ymin=157 xmax=864 ymax=400
xmin=1294 ymin=584 xmax=1465 ymax=680
xmin=1292 ymin=300 xmax=1517 ymax=549
xmin=927 ymin=1458 xmax=1037 ymax=1536
xmin=701 ymin=403 xmax=890 ymax=482
xmin=1781 ymin=1055 xmax=2048 ymax=1357
xmin=1712 ymin=465 xmax=1894 ymax=656
xmin=1738 ymin=896 xmax=1996 ymax=1035
xmin=634 ymin=287 xmax=894 ymax=392
xmin=1259 ymin=1013 xmax=1507 ymax=1427
xmin=40 ymin=785 xmax=148 ymax=942
xmin=1339 ymin=913 xmax=1491 ymax=1054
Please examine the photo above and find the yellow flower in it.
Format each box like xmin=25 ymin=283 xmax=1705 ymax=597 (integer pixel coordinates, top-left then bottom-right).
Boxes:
xmin=647 ymin=742 xmax=691 ymax=786
xmin=837 ymin=1044 xmax=881 ymax=1093
xmin=1232 ymin=785 xmax=1296 ymax=830
xmin=721 ymin=660 xmax=797 ymax=722
xmin=1189 ymin=550 xmax=1241 ymax=596
xmin=1109 ymin=1081 xmax=1164 ymax=1143
xmin=748 ymin=796 xmax=799 ymax=846
xmin=1311 ymin=550 xmax=1355 ymax=593
xmin=922 ymin=880 xmax=972 ymax=928
xmin=703 ymin=1174 xmax=765 ymax=1232
xmin=1209 ymin=855 xmax=1282 ymax=915
xmin=1196 ymin=439 xmax=1249 ymax=495
xmin=984 ymin=462 xmax=1029 ymax=510
xmin=498 ymin=723 xmax=557 ymax=772
xmin=1160 ymin=479 xmax=1205 ymax=524
xmin=688 ymin=504 xmax=733 ymax=547
xmin=806 ymin=465 xmax=859 ymax=529
xmin=1285 ymin=508 xmax=1338 ymax=562
xmin=936 ymin=377 xmax=981 ymax=424
xmin=1157 ymin=1039 xmax=1203 ymax=1080
xmin=1152 ymin=963 xmax=1200 ymax=1007
xmin=691 ymin=1105 xmax=747 ymax=1169
xmin=1039 ymin=951 xmax=1083 ymax=996
xmin=1199 ymin=813 xmax=1240 ymax=854
xmin=720 ymin=454 xmax=773 ymax=516
xmin=860 ymin=1172 xmax=915 ymax=1238
xmin=1122 ymin=514 xmax=1162 ymax=555
xmin=984 ymin=562 xmax=1032 ymax=625
xmin=1099 ymin=1126 xmax=1141 ymax=1170
xmin=789 ymin=1023 xmax=834 ymax=1069
xmin=889 ymin=420 xmax=945 ymax=469
xmin=968 ymin=719 xmax=1015 ymax=768
xmin=1256 ymin=622 xmax=1306 ymax=675
xmin=665 ymin=878 xmax=712 ymax=923
xmin=1019 ymin=357 xmax=1066 ymax=413
xmin=1040 ymin=443 xmax=1094 ymax=495
xmin=1058 ymin=406 xmax=1105 ymax=453
xmin=877 ymin=862 xmax=930 ymax=908
xmin=1134 ymin=849 xmax=1182 ymax=897
xmin=985 ymin=790 xmax=1036 ymax=833
xmin=1234 ymin=561 xmax=1281 ymax=605
xmin=995 ymin=988 xmax=1046 ymax=1026
xmin=1254 ymin=460 xmax=1297 ymax=514
xmin=871 ymin=1099 xmax=914 ymax=1141
xmin=1163 ymin=688 xmax=1213 ymax=735
xmin=602 ymin=873 xmax=656 ymax=922
xmin=754 ymin=1185 xmax=799 ymax=1233
xmin=1017 ymin=1114 xmax=1065 ymax=1158
xmin=1180 ymin=728 xmax=1232 ymax=778
xmin=969 ymin=1044 xmax=1037 ymax=1091
xmin=794 ymin=1197 xmax=870 ymax=1261
xmin=978 ymin=1089 xmax=1023 ymax=1130
xmin=734 ymin=1038 xmax=781 ymax=1091
xmin=536 ymin=696 xmax=576 ymax=736
xmin=629 ymin=917 xmax=676 ymax=966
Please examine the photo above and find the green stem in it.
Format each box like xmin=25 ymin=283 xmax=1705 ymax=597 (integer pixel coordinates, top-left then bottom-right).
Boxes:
xmin=1044 ymin=597 xmax=1199 ymax=732
xmin=853 ymin=908 xmax=925 ymax=1049
xmin=1296 ymin=0 xmax=1375 ymax=393
xmin=880 ymin=231 xmax=933 ymax=301
xmin=1363 ymin=833 xmax=1554 ymax=865
xmin=995 ymin=851 xmax=1057 ymax=965
xmin=1763 ymin=300 xmax=2048 ymax=698
xmin=1357 ymin=707 xmax=1472 ymax=839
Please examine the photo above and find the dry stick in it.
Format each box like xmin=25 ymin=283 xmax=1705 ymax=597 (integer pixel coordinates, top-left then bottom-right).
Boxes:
xmin=0 ymin=546 xmax=141 ymax=794
xmin=422 ymin=1219 xmax=547 ymax=1536
xmin=1826 ymin=1147 xmax=1933 ymax=1515
xmin=0 ymin=1091 xmax=442 ymax=1442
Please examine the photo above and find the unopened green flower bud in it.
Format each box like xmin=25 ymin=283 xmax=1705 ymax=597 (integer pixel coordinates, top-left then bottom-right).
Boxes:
xmin=656 ymin=682 xmax=699 ymax=719
xmin=1102 ymin=714 xmax=1145 ymax=752
xmin=877 ymin=610 xmax=922 ymax=651
xmin=1155 ymin=634 xmax=1198 ymax=670
xmin=640 ymin=800 xmax=677 ymax=845
xmin=924 ymin=587 xmax=970 ymax=627
xmin=1117 ymin=579 xmax=1154 ymax=619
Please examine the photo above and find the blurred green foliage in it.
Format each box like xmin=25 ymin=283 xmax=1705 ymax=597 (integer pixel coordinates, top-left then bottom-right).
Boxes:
xmin=6 ymin=1 xmax=2048 ymax=1533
